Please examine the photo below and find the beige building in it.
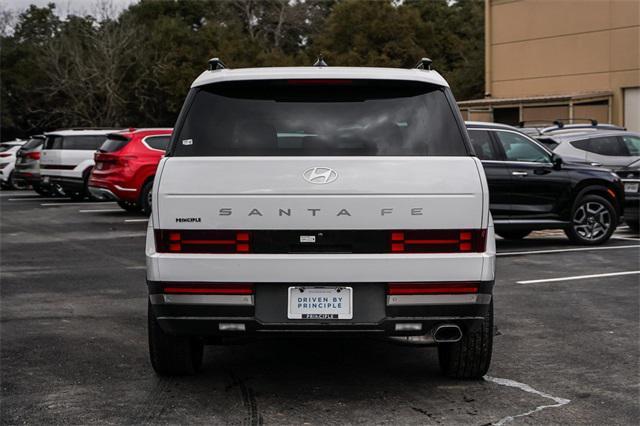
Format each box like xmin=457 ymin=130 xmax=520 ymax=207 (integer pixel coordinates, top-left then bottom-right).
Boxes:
xmin=458 ymin=0 xmax=640 ymax=132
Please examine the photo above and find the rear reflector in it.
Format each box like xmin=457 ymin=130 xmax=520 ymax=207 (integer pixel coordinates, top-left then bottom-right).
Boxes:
xmin=163 ymin=283 xmax=253 ymax=295
xmin=390 ymin=229 xmax=486 ymax=253
xmin=155 ymin=230 xmax=251 ymax=253
xmin=388 ymin=282 xmax=479 ymax=295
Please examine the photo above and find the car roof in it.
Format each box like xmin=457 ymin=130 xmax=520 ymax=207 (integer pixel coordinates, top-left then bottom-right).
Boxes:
xmin=544 ymin=130 xmax=640 ymax=143
xmin=465 ymin=121 xmax=521 ymax=131
xmin=1 ymin=140 xmax=26 ymax=146
xmin=44 ymin=129 xmax=121 ymax=136
xmin=191 ymin=66 xmax=449 ymax=88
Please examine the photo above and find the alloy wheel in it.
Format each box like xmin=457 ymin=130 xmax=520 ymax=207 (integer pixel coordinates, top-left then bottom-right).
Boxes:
xmin=572 ymin=201 xmax=611 ymax=241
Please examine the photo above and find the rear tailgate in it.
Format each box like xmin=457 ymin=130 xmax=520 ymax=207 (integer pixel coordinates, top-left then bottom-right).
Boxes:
xmin=155 ymin=157 xmax=486 ymax=230
xmin=149 ymin=156 xmax=492 ymax=283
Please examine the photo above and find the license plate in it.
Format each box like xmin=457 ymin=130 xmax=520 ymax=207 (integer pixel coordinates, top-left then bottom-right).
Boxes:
xmin=96 ymin=162 xmax=103 ymax=170
xmin=42 ymin=176 xmax=50 ymax=184
xmin=288 ymin=286 xmax=353 ymax=319
xmin=624 ymin=182 xmax=639 ymax=193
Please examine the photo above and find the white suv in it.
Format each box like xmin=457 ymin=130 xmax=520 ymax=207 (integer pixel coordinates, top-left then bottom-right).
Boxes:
xmin=146 ymin=62 xmax=496 ymax=379
xmin=40 ymin=129 xmax=117 ymax=199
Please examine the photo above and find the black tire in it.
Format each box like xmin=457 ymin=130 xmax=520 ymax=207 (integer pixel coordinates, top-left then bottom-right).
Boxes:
xmin=627 ymin=220 xmax=639 ymax=234
xmin=564 ymin=194 xmax=617 ymax=245
xmin=68 ymin=189 xmax=86 ymax=201
xmin=139 ymin=180 xmax=153 ymax=216
xmin=148 ymin=301 xmax=203 ymax=376
xmin=117 ymin=200 xmax=140 ymax=213
xmin=33 ymin=185 xmax=49 ymax=196
xmin=8 ymin=172 xmax=27 ymax=190
xmin=438 ymin=301 xmax=493 ymax=380
xmin=496 ymin=230 xmax=531 ymax=240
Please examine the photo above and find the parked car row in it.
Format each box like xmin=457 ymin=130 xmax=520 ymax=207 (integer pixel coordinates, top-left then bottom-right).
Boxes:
xmin=5 ymin=127 xmax=172 ymax=215
xmin=519 ymin=119 xmax=640 ymax=232
xmin=3 ymin=120 xmax=637 ymax=236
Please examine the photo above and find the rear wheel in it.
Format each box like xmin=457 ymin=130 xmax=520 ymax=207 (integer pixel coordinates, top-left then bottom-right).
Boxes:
xmin=33 ymin=184 xmax=49 ymax=196
xmin=8 ymin=172 xmax=27 ymax=190
xmin=438 ymin=301 xmax=493 ymax=380
xmin=148 ymin=301 xmax=203 ymax=376
xmin=496 ymin=230 xmax=530 ymax=240
xmin=564 ymin=194 xmax=616 ymax=245
xmin=117 ymin=200 xmax=140 ymax=213
xmin=139 ymin=180 xmax=153 ymax=216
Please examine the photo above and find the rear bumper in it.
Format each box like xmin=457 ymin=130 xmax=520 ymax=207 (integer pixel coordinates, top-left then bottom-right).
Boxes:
xmin=88 ymin=177 xmax=138 ymax=202
xmin=624 ymin=191 xmax=639 ymax=223
xmin=148 ymin=281 xmax=493 ymax=338
xmin=88 ymin=185 xmax=119 ymax=201
xmin=45 ymin=176 xmax=84 ymax=193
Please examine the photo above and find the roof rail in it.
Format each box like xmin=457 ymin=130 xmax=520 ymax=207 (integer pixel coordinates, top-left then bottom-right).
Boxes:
xmin=208 ymin=57 xmax=226 ymax=71
xmin=553 ymin=118 xmax=598 ymax=126
xmin=52 ymin=127 xmax=125 ymax=131
xmin=518 ymin=120 xmax=555 ymax=127
xmin=313 ymin=55 xmax=328 ymax=67
xmin=414 ymin=58 xmax=433 ymax=70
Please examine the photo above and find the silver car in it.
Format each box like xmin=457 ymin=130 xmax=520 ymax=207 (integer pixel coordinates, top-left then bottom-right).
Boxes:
xmin=541 ymin=130 xmax=640 ymax=169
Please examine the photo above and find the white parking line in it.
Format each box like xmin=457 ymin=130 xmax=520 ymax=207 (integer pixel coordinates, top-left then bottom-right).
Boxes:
xmin=9 ymin=197 xmax=69 ymax=202
xmin=485 ymin=376 xmax=570 ymax=425
xmin=78 ymin=209 xmax=123 ymax=213
xmin=42 ymin=202 xmax=116 ymax=207
xmin=124 ymin=218 xmax=148 ymax=223
xmin=613 ymin=236 xmax=640 ymax=242
xmin=497 ymin=244 xmax=640 ymax=257
xmin=517 ymin=270 xmax=640 ymax=284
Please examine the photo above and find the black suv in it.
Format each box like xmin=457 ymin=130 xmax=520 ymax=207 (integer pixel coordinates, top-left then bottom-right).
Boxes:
xmin=466 ymin=122 xmax=624 ymax=245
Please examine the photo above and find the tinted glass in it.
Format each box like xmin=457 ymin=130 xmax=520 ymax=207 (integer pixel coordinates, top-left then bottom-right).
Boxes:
xmin=468 ymin=130 xmax=498 ymax=160
xmin=0 ymin=144 xmax=18 ymax=153
xmin=584 ymin=136 xmax=627 ymax=156
xmin=145 ymin=136 xmax=170 ymax=151
xmin=22 ymin=137 xmax=43 ymax=150
xmin=495 ymin=131 xmax=550 ymax=163
xmin=173 ymin=80 xmax=468 ymax=156
xmin=45 ymin=135 xmax=106 ymax=150
xmin=622 ymin=135 xmax=640 ymax=156
xmin=99 ymin=136 xmax=130 ymax=153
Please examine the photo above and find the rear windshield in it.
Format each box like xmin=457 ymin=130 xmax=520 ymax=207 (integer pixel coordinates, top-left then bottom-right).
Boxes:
xmin=99 ymin=135 xmax=130 ymax=153
xmin=0 ymin=144 xmax=19 ymax=153
xmin=45 ymin=135 xmax=107 ymax=150
xmin=21 ymin=137 xmax=44 ymax=150
xmin=172 ymin=80 xmax=468 ymax=156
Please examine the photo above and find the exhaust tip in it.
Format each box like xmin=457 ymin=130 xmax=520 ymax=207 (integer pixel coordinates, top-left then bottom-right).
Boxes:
xmin=433 ymin=324 xmax=462 ymax=343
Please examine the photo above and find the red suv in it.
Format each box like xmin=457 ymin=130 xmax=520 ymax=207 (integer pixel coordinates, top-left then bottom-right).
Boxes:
xmin=88 ymin=128 xmax=172 ymax=215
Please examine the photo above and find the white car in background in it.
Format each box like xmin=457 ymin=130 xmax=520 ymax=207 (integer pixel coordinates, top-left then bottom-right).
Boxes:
xmin=0 ymin=140 xmax=27 ymax=189
xmin=40 ymin=129 xmax=119 ymax=200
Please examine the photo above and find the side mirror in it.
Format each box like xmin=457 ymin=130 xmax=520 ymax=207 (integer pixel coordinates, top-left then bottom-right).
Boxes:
xmin=552 ymin=154 xmax=563 ymax=170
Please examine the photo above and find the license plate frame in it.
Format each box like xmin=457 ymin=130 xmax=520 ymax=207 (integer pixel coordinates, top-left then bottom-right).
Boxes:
xmin=287 ymin=286 xmax=353 ymax=320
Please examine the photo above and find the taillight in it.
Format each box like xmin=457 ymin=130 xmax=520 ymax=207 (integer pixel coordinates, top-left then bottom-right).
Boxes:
xmin=162 ymin=283 xmax=253 ymax=294
xmin=155 ymin=230 xmax=251 ymax=253
xmin=388 ymin=282 xmax=479 ymax=295
xmin=390 ymin=230 xmax=486 ymax=253
xmin=0 ymin=153 xmax=11 ymax=158
xmin=25 ymin=151 xmax=40 ymax=160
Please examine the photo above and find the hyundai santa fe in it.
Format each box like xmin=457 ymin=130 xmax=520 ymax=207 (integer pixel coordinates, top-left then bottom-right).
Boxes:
xmin=147 ymin=60 xmax=496 ymax=379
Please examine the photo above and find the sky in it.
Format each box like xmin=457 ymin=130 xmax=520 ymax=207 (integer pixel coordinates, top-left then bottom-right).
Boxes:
xmin=1 ymin=0 xmax=139 ymax=17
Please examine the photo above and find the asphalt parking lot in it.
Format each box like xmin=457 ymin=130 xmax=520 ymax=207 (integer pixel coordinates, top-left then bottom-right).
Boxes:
xmin=1 ymin=190 xmax=639 ymax=425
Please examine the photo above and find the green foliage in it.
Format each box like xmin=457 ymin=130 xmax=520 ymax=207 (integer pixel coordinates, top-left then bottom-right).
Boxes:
xmin=1 ymin=0 xmax=484 ymax=139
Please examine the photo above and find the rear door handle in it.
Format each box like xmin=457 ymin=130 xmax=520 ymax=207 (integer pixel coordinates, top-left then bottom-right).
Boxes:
xmin=512 ymin=171 xmax=528 ymax=177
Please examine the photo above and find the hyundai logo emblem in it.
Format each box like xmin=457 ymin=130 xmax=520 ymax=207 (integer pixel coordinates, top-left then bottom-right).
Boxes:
xmin=303 ymin=167 xmax=338 ymax=184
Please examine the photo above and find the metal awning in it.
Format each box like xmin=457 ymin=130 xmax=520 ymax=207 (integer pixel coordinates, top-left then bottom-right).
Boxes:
xmin=458 ymin=91 xmax=612 ymax=108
